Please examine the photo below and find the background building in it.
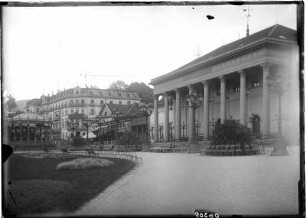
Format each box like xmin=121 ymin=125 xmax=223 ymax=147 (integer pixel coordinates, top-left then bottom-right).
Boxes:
xmin=40 ymin=86 xmax=141 ymax=141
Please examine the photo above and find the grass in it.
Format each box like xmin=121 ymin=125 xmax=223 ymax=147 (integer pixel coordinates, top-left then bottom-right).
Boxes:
xmin=3 ymin=153 xmax=135 ymax=216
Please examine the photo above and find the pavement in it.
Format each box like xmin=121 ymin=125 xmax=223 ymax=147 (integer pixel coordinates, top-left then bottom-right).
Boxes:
xmin=76 ymin=146 xmax=300 ymax=216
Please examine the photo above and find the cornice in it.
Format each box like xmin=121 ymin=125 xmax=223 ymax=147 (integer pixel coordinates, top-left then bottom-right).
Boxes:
xmin=150 ymin=37 xmax=297 ymax=86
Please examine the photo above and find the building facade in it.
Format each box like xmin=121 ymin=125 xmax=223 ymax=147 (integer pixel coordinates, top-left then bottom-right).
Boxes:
xmin=40 ymin=86 xmax=141 ymax=140
xmin=98 ymin=103 xmax=150 ymax=144
xmin=150 ymin=25 xmax=300 ymax=144
xmin=4 ymin=113 xmax=52 ymax=147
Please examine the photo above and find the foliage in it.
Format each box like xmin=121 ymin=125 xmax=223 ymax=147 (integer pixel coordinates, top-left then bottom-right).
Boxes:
xmin=57 ymin=158 xmax=114 ymax=170
xmin=5 ymin=154 xmax=135 ymax=215
xmin=126 ymin=82 xmax=154 ymax=104
xmin=72 ymin=136 xmax=86 ymax=146
xmin=117 ymin=131 xmax=140 ymax=145
xmin=109 ymin=80 xmax=128 ymax=90
xmin=211 ymin=120 xmax=253 ymax=145
xmin=6 ymin=94 xmax=17 ymax=112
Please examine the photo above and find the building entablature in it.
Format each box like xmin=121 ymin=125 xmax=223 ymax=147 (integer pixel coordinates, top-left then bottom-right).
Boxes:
xmin=151 ymin=25 xmax=297 ymax=95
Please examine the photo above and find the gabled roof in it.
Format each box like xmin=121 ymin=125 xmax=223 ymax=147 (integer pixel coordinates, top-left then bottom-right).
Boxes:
xmin=99 ymin=103 xmax=143 ymax=117
xmin=151 ymin=24 xmax=297 ymax=85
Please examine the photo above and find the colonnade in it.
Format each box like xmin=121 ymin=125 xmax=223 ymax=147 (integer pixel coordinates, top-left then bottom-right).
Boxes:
xmin=153 ymin=63 xmax=271 ymax=143
xmin=10 ymin=122 xmax=52 ymax=143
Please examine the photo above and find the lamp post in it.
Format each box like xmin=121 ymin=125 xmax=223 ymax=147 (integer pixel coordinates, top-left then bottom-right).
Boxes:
xmin=83 ymin=116 xmax=92 ymax=146
xmin=158 ymin=124 xmax=163 ymax=142
xmin=139 ymin=103 xmax=153 ymax=147
xmin=209 ymin=97 xmax=214 ymax=124
xmin=245 ymin=89 xmax=250 ymax=123
xmin=267 ymin=67 xmax=290 ymax=156
xmin=185 ymin=90 xmax=203 ymax=141
xmin=195 ymin=120 xmax=201 ymax=140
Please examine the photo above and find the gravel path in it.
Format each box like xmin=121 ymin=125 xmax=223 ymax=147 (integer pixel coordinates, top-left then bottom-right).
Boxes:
xmin=76 ymin=146 xmax=300 ymax=216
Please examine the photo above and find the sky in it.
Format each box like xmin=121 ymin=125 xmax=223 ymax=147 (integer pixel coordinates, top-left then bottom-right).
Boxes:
xmin=3 ymin=3 xmax=298 ymax=101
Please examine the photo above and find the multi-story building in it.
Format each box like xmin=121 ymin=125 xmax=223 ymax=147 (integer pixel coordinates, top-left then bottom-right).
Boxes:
xmin=40 ymin=86 xmax=141 ymax=140
xmin=150 ymin=24 xmax=300 ymax=145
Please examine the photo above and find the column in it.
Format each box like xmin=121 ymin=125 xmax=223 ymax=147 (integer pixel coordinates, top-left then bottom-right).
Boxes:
xmin=34 ymin=127 xmax=37 ymax=143
xmin=27 ymin=124 xmax=30 ymax=143
xmin=19 ymin=120 xmax=22 ymax=142
xmin=153 ymin=94 xmax=159 ymax=142
xmin=203 ymin=81 xmax=209 ymax=139
xmin=164 ymin=92 xmax=169 ymax=142
xmin=175 ymin=88 xmax=181 ymax=141
xmin=239 ymin=70 xmax=246 ymax=125
xmin=262 ymin=63 xmax=271 ymax=136
xmin=220 ymin=76 xmax=226 ymax=123
xmin=188 ymin=85 xmax=195 ymax=141
xmin=13 ymin=124 xmax=16 ymax=142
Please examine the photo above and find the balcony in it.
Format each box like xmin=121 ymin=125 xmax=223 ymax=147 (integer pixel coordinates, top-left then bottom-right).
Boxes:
xmin=69 ymin=102 xmax=86 ymax=107
xmin=53 ymin=116 xmax=61 ymax=122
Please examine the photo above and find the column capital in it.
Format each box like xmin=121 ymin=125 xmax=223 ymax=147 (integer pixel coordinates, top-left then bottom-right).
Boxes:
xmin=202 ymin=80 xmax=208 ymax=86
xmin=238 ymin=69 xmax=246 ymax=75
xmin=218 ymin=75 xmax=226 ymax=83
xmin=175 ymin=88 xmax=181 ymax=93
xmin=260 ymin=62 xmax=273 ymax=70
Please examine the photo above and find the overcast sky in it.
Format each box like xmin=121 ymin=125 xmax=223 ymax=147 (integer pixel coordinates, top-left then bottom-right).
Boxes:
xmin=3 ymin=3 xmax=297 ymax=101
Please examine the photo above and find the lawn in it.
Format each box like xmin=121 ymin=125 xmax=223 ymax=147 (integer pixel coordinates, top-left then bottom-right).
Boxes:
xmin=3 ymin=153 xmax=135 ymax=216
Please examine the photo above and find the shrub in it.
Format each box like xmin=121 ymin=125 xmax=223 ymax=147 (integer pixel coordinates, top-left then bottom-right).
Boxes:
xmin=72 ymin=136 xmax=86 ymax=147
xmin=211 ymin=119 xmax=253 ymax=146
xmin=56 ymin=158 xmax=114 ymax=170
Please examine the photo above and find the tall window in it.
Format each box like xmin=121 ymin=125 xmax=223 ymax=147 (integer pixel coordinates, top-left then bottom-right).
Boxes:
xmin=100 ymin=100 xmax=104 ymax=104
xmin=252 ymin=81 xmax=260 ymax=88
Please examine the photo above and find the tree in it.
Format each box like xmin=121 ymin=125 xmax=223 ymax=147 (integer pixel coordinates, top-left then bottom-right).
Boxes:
xmin=126 ymin=82 xmax=154 ymax=104
xmin=6 ymin=95 xmax=17 ymax=112
xmin=109 ymin=80 xmax=128 ymax=90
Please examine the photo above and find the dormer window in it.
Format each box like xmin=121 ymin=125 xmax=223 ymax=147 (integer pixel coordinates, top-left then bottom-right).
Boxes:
xmin=119 ymin=101 xmax=122 ymax=105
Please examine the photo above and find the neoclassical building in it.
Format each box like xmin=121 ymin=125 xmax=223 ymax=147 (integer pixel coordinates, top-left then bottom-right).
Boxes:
xmin=150 ymin=24 xmax=299 ymax=144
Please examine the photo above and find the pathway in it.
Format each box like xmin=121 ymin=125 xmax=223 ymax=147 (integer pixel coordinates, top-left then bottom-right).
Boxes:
xmin=76 ymin=146 xmax=300 ymax=216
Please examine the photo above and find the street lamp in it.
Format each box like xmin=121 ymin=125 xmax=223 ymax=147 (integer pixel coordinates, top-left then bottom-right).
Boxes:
xmin=139 ymin=102 xmax=154 ymax=144
xmin=186 ymin=89 xmax=203 ymax=141
xmin=266 ymin=67 xmax=290 ymax=156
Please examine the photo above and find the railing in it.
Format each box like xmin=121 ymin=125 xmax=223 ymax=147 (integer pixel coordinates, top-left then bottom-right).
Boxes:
xmin=68 ymin=102 xmax=86 ymax=107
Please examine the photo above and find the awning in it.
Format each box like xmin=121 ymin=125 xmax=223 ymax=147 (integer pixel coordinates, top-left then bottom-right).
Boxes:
xmin=81 ymin=132 xmax=97 ymax=139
